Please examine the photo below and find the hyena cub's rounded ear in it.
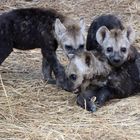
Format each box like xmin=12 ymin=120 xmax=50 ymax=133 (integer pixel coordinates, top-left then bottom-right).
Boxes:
xmin=128 ymin=45 xmax=137 ymax=61
xmin=80 ymin=17 xmax=85 ymax=34
xmin=125 ymin=26 xmax=135 ymax=44
xmin=54 ymin=18 xmax=66 ymax=39
xmin=96 ymin=26 xmax=110 ymax=45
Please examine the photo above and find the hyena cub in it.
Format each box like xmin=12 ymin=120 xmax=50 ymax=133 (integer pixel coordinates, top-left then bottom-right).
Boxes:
xmin=66 ymin=51 xmax=111 ymax=111
xmin=0 ymin=8 xmax=85 ymax=91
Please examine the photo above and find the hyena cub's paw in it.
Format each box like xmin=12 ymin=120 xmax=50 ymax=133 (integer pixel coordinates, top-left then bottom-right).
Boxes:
xmin=44 ymin=77 xmax=56 ymax=85
xmin=77 ymin=94 xmax=97 ymax=112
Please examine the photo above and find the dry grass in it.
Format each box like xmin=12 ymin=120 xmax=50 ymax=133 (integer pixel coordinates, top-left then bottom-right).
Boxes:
xmin=0 ymin=0 xmax=140 ymax=140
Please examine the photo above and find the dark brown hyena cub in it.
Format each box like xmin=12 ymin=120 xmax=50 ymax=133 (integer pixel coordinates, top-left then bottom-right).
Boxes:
xmin=75 ymin=15 xmax=138 ymax=111
xmin=0 ymin=8 xmax=85 ymax=91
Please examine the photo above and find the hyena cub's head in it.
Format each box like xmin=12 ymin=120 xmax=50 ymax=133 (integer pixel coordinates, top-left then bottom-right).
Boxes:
xmin=66 ymin=51 xmax=111 ymax=92
xmin=96 ymin=26 xmax=135 ymax=67
xmin=66 ymin=51 xmax=94 ymax=92
xmin=54 ymin=18 xmax=85 ymax=58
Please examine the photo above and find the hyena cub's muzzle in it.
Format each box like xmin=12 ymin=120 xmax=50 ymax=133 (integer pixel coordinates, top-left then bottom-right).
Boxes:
xmin=66 ymin=66 xmax=85 ymax=93
xmin=108 ymin=51 xmax=126 ymax=67
xmin=67 ymin=74 xmax=82 ymax=93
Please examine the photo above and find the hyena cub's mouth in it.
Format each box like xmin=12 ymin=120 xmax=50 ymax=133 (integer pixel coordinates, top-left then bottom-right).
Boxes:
xmin=73 ymin=86 xmax=81 ymax=94
xmin=73 ymin=78 xmax=89 ymax=94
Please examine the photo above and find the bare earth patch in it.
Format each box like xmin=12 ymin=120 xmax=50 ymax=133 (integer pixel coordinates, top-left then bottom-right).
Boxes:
xmin=0 ymin=0 xmax=140 ymax=140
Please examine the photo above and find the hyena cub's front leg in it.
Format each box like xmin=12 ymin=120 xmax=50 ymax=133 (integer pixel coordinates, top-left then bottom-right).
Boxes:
xmin=42 ymin=47 xmax=72 ymax=91
xmin=77 ymin=86 xmax=112 ymax=112
xmin=77 ymin=89 xmax=97 ymax=112
xmin=42 ymin=57 xmax=55 ymax=84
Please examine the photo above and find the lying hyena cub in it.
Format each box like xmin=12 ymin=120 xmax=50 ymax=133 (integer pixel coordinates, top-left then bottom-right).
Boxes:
xmin=0 ymin=8 xmax=85 ymax=91
xmin=66 ymin=51 xmax=111 ymax=111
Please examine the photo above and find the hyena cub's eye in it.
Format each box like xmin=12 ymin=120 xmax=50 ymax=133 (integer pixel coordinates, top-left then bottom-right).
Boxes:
xmin=121 ymin=47 xmax=127 ymax=53
xmin=69 ymin=74 xmax=77 ymax=81
xmin=65 ymin=45 xmax=73 ymax=51
xmin=79 ymin=44 xmax=84 ymax=50
xmin=106 ymin=47 xmax=113 ymax=53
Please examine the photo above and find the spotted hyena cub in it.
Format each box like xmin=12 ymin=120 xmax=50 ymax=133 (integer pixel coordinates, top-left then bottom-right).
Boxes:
xmin=0 ymin=8 xmax=85 ymax=91
xmin=66 ymin=51 xmax=111 ymax=111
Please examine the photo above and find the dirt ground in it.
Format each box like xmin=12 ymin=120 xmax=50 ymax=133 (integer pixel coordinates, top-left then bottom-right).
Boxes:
xmin=0 ymin=0 xmax=140 ymax=140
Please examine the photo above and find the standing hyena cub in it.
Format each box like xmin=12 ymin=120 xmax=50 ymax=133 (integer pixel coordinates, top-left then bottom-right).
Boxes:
xmin=0 ymin=8 xmax=85 ymax=91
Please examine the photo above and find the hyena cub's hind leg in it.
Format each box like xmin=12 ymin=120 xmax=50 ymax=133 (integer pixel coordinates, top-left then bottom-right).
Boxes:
xmin=0 ymin=45 xmax=13 ymax=65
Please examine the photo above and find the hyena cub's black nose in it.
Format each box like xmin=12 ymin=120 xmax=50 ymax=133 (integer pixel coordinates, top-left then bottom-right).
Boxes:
xmin=113 ymin=58 xmax=121 ymax=63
